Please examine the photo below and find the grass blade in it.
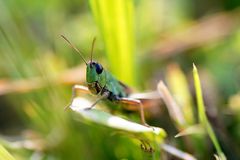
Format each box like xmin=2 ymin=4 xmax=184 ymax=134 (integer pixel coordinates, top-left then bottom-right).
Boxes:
xmin=193 ymin=64 xmax=226 ymax=160
xmin=0 ymin=145 xmax=16 ymax=160
xmin=161 ymin=143 xmax=197 ymax=160
xmin=70 ymin=98 xmax=166 ymax=137
xmin=157 ymin=81 xmax=186 ymax=128
xmin=89 ymin=0 xmax=135 ymax=86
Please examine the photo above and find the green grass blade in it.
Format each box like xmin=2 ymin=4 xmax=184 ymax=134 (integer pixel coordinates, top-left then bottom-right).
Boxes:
xmin=89 ymin=0 xmax=135 ymax=86
xmin=193 ymin=64 xmax=226 ymax=160
xmin=70 ymin=97 xmax=166 ymax=159
xmin=70 ymin=98 xmax=166 ymax=137
xmin=0 ymin=145 xmax=16 ymax=160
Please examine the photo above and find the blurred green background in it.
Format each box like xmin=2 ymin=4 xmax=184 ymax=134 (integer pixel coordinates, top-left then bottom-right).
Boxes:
xmin=0 ymin=0 xmax=240 ymax=159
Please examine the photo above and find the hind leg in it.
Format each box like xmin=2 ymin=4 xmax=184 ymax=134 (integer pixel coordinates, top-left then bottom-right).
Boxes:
xmin=117 ymin=97 xmax=149 ymax=127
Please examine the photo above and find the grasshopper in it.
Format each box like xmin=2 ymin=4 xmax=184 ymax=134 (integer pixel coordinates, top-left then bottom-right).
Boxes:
xmin=61 ymin=35 xmax=160 ymax=127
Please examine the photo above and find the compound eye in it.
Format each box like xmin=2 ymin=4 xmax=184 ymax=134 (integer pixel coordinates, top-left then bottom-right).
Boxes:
xmin=95 ymin=63 xmax=103 ymax=74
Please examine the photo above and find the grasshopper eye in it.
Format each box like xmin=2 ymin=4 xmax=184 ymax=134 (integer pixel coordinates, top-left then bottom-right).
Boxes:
xmin=95 ymin=63 xmax=103 ymax=74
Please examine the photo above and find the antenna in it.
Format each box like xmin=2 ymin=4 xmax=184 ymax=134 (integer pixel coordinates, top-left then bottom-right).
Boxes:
xmin=90 ymin=37 xmax=96 ymax=63
xmin=60 ymin=35 xmax=88 ymax=65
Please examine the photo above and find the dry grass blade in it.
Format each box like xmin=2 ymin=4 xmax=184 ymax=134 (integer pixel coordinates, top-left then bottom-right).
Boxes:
xmin=0 ymin=65 xmax=85 ymax=95
xmin=175 ymin=124 xmax=205 ymax=138
xmin=161 ymin=143 xmax=197 ymax=160
xmin=166 ymin=63 xmax=194 ymax=125
xmin=0 ymin=78 xmax=44 ymax=95
xmin=157 ymin=81 xmax=185 ymax=128
xmin=153 ymin=11 xmax=240 ymax=58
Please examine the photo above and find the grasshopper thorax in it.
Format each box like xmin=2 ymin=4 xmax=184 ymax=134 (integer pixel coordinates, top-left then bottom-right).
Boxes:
xmin=86 ymin=61 xmax=106 ymax=95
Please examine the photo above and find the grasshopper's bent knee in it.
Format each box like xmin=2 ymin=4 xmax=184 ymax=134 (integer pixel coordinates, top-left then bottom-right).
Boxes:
xmin=118 ymin=98 xmax=149 ymax=126
xmin=64 ymin=85 xmax=90 ymax=110
xmin=71 ymin=85 xmax=90 ymax=99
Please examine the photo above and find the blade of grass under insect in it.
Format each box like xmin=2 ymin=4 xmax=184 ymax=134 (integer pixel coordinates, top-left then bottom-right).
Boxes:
xmin=70 ymin=98 xmax=166 ymax=137
xmin=89 ymin=0 xmax=135 ymax=86
xmin=70 ymin=97 xmax=166 ymax=159
xmin=0 ymin=145 xmax=16 ymax=160
xmin=193 ymin=64 xmax=226 ymax=160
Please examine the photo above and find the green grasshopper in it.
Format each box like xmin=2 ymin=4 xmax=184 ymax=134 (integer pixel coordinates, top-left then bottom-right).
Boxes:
xmin=61 ymin=35 xmax=159 ymax=127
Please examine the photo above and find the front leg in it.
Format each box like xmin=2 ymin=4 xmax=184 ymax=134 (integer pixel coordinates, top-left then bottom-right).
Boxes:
xmin=84 ymin=91 xmax=109 ymax=110
xmin=65 ymin=85 xmax=90 ymax=110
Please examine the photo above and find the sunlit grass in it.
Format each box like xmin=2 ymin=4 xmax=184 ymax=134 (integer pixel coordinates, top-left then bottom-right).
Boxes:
xmin=0 ymin=145 xmax=16 ymax=160
xmin=89 ymin=0 xmax=135 ymax=86
xmin=193 ymin=64 xmax=226 ymax=160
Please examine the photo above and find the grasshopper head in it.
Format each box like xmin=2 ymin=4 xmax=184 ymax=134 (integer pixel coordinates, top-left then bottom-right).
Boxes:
xmin=60 ymin=35 xmax=105 ymax=94
xmin=86 ymin=61 xmax=106 ymax=94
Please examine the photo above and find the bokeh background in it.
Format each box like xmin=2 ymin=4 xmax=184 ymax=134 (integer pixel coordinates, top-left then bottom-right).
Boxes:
xmin=0 ymin=0 xmax=240 ymax=159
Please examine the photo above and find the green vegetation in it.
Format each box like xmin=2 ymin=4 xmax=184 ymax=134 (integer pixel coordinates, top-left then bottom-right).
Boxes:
xmin=193 ymin=64 xmax=226 ymax=160
xmin=0 ymin=145 xmax=16 ymax=160
xmin=89 ymin=0 xmax=135 ymax=86
xmin=0 ymin=0 xmax=240 ymax=159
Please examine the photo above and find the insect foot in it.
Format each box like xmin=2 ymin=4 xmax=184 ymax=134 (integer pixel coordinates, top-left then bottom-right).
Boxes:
xmin=140 ymin=140 xmax=155 ymax=153
xmin=143 ymin=123 xmax=150 ymax=127
xmin=84 ymin=107 xmax=93 ymax=111
xmin=142 ymin=124 xmax=156 ymax=133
